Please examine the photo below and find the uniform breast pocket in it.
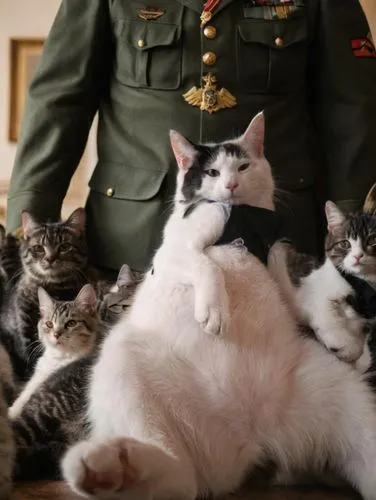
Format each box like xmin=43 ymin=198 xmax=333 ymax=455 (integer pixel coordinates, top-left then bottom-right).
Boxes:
xmin=237 ymin=18 xmax=308 ymax=93
xmin=114 ymin=19 xmax=182 ymax=90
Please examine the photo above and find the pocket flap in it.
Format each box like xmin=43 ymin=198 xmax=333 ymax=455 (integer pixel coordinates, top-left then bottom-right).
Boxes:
xmin=238 ymin=19 xmax=307 ymax=48
xmin=115 ymin=19 xmax=180 ymax=50
xmin=89 ymin=162 xmax=167 ymax=201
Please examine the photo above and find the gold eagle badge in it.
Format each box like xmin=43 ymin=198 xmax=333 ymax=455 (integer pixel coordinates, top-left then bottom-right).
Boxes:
xmin=183 ymin=74 xmax=237 ymax=114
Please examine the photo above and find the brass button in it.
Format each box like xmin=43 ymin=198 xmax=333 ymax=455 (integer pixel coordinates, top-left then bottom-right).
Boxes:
xmin=106 ymin=187 xmax=114 ymax=197
xmin=137 ymin=39 xmax=146 ymax=48
xmin=202 ymin=51 xmax=217 ymax=66
xmin=274 ymin=36 xmax=284 ymax=47
xmin=203 ymin=25 xmax=217 ymax=39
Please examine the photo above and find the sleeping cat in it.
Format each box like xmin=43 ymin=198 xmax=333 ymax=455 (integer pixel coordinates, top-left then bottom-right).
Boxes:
xmin=63 ymin=113 xmax=376 ymax=500
xmin=268 ymin=195 xmax=376 ymax=371
xmin=11 ymin=265 xmax=133 ymax=481
xmin=98 ymin=264 xmax=143 ymax=327
xmin=9 ymin=284 xmax=99 ymax=419
xmin=0 ymin=207 xmax=91 ymax=380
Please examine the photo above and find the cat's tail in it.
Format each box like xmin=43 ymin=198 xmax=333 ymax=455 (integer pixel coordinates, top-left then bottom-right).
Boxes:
xmin=267 ymin=241 xmax=302 ymax=321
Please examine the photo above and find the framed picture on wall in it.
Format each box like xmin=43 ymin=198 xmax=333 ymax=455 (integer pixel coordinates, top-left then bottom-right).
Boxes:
xmin=8 ymin=38 xmax=45 ymax=142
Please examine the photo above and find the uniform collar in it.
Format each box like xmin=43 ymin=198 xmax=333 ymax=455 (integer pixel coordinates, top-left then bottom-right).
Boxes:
xmin=175 ymin=0 xmax=237 ymax=15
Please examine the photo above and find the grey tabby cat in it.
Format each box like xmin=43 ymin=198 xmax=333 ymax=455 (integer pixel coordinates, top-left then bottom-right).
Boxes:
xmin=9 ymin=283 xmax=99 ymax=419
xmin=11 ymin=265 xmax=139 ymax=481
xmin=98 ymin=264 xmax=143 ymax=326
xmin=0 ymin=344 xmax=15 ymax=499
xmin=0 ymin=225 xmax=21 ymax=305
xmin=0 ymin=207 xmax=91 ymax=381
xmin=269 ymin=183 xmax=376 ymax=371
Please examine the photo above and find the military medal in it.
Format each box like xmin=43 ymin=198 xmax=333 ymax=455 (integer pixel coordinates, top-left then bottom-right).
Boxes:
xmin=201 ymin=0 xmax=221 ymax=27
xmin=183 ymin=73 xmax=237 ymax=114
xmin=137 ymin=6 xmax=165 ymax=21
xmin=243 ymin=0 xmax=302 ymax=20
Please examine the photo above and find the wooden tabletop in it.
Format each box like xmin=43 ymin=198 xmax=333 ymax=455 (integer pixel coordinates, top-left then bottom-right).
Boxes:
xmin=13 ymin=481 xmax=361 ymax=500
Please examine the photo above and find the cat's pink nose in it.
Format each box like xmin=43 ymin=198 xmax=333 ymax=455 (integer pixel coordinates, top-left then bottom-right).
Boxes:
xmin=353 ymin=253 xmax=364 ymax=262
xmin=226 ymin=182 xmax=239 ymax=192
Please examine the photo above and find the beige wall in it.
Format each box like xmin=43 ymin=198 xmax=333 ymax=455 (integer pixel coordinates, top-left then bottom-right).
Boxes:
xmin=0 ymin=0 xmax=60 ymax=181
xmin=0 ymin=0 xmax=97 ymax=223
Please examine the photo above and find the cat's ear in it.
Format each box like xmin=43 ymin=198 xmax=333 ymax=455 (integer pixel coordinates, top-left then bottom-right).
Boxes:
xmin=117 ymin=264 xmax=133 ymax=288
xmin=64 ymin=207 xmax=86 ymax=236
xmin=21 ymin=211 xmax=40 ymax=238
xmin=38 ymin=287 xmax=55 ymax=317
xmin=169 ymin=130 xmax=197 ymax=170
xmin=239 ymin=111 xmax=265 ymax=159
xmin=363 ymin=183 xmax=376 ymax=214
xmin=75 ymin=284 xmax=97 ymax=313
xmin=325 ymin=201 xmax=346 ymax=232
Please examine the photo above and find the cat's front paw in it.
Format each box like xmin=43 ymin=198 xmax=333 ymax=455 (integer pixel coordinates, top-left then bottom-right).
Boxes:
xmin=195 ymin=292 xmax=229 ymax=336
xmin=316 ymin=328 xmax=364 ymax=364
xmin=8 ymin=401 xmax=23 ymax=420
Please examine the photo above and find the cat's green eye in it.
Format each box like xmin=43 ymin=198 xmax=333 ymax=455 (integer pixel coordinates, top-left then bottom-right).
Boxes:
xmin=33 ymin=245 xmax=45 ymax=255
xmin=238 ymin=163 xmax=249 ymax=172
xmin=45 ymin=320 xmax=53 ymax=329
xmin=59 ymin=243 xmax=72 ymax=253
xmin=205 ymin=169 xmax=220 ymax=178
xmin=66 ymin=320 xmax=77 ymax=328
xmin=336 ymin=240 xmax=350 ymax=250
xmin=367 ymin=235 xmax=376 ymax=246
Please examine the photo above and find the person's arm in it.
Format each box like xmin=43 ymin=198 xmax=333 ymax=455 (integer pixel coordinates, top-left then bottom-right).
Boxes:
xmin=359 ymin=0 xmax=376 ymax=43
xmin=7 ymin=0 xmax=112 ymax=231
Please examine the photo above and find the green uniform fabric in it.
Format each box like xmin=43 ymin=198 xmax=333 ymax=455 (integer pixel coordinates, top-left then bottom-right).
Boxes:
xmin=6 ymin=0 xmax=376 ymax=271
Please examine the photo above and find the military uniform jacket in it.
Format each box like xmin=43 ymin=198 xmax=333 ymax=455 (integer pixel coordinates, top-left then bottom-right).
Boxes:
xmin=7 ymin=0 xmax=376 ymax=271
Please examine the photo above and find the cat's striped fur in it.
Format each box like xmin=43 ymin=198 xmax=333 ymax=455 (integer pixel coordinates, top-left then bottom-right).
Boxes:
xmin=10 ymin=266 xmax=139 ymax=481
xmin=0 ymin=208 xmax=92 ymax=381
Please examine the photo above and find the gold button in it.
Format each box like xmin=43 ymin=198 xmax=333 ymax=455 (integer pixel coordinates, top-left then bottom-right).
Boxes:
xmin=203 ymin=25 xmax=217 ymax=39
xmin=202 ymin=51 xmax=216 ymax=66
xmin=106 ymin=188 xmax=114 ymax=197
xmin=137 ymin=39 xmax=146 ymax=48
xmin=274 ymin=36 xmax=284 ymax=47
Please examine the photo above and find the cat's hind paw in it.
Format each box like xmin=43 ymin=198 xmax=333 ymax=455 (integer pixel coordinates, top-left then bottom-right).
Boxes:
xmin=62 ymin=438 xmax=140 ymax=498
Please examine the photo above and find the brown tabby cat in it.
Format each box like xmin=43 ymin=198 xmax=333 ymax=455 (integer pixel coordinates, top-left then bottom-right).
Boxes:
xmin=0 ymin=208 xmax=91 ymax=381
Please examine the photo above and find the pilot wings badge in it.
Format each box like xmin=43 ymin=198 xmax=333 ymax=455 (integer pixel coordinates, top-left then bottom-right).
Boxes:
xmin=183 ymin=74 xmax=237 ymax=114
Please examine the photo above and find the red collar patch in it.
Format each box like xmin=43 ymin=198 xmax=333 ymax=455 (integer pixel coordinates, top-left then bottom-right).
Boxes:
xmin=351 ymin=33 xmax=376 ymax=58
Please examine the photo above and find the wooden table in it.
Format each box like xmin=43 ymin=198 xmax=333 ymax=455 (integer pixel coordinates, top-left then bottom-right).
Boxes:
xmin=13 ymin=482 xmax=361 ymax=500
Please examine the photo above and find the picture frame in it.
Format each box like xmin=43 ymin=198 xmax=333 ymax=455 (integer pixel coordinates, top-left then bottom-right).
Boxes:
xmin=8 ymin=38 xmax=45 ymax=142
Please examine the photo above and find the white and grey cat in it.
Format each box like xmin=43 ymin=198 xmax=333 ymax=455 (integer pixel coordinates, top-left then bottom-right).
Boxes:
xmin=63 ymin=113 xmax=376 ymax=500
xmin=269 ymin=189 xmax=376 ymax=372
xmin=9 ymin=283 xmax=98 ymax=419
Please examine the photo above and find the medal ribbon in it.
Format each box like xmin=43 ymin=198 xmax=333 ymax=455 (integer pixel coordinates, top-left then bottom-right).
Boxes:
xmin=200 ymin=0 xmax=221 ymax=27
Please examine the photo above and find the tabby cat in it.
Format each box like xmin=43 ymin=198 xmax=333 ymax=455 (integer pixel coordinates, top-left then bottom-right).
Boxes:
xmin=11 ymin=265 xmax=138 ymax=481
xmin=0 ymin=225 xmax=21 ymax=307
xmin=0 ymin=343 xmax=15 ymax=499
xmin=9 ymin=283 xmax=99 ymax=419
xmin=0 ymin=207 xmax=91 ymax=381
xmin=98 ymin=264 xmax=142 ymax=326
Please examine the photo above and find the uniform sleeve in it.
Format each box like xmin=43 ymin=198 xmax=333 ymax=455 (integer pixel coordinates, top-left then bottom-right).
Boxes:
xmin=6 ymin=0 xmax=112 ymax=230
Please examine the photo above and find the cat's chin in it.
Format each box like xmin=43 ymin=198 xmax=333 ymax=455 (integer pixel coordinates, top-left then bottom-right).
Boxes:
xmin=344 ymin=263 xmax=364 ymax=275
